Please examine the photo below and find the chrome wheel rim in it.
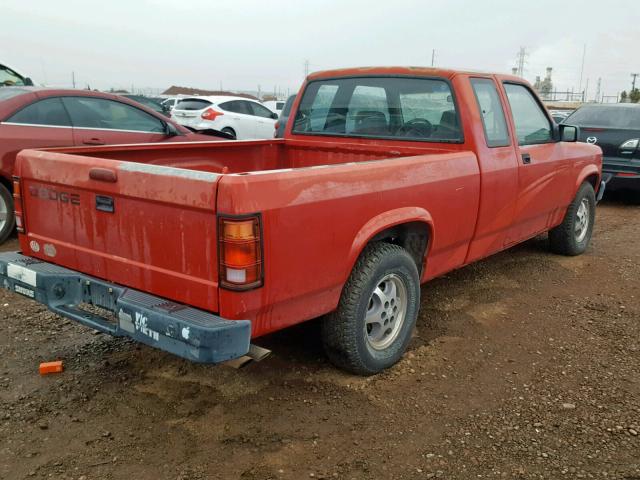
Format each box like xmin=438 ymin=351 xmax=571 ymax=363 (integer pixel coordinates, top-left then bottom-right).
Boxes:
xmin=575 ymin=198 xmax=590 ymax=243
xmin=0 ymin=193 xmax=7 ymax=233
xmin=365 ymin=273 xmax=408 ymax=350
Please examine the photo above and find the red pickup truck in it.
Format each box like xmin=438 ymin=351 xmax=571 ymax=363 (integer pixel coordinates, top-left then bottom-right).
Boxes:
xmin=0 ymin=67 xmax=603 ymax=375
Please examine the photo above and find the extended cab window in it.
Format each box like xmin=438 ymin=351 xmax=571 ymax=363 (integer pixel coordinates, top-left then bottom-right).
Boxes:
xmin=293 ymin=77 xmax=462 ymax=142
xmin=62 ymin=97 xmax=165 ymax=132
xmin=470 ymin=78 xmax=510 ymax=147
xmin=7 ymin=97 xmax=71 ymax=126
xmin=504 ymin=83 xmax=552 ymax=145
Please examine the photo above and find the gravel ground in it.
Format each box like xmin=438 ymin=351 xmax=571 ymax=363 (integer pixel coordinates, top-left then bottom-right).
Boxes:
xmin=0 ymin=192 xmax=639 ymax=480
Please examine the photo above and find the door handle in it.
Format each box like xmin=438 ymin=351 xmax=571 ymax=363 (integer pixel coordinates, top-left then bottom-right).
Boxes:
xmin=83 ymin=138 xmax=105 ymax=145
xmin=521 ymin=153 xmax=531 ymax=164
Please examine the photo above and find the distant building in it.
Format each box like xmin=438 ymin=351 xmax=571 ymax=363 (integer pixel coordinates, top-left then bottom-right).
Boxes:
xmin=162 ymin=85 xmax=258 ymax=100
xmin=534 ymin=67 xmax=553 ymax=100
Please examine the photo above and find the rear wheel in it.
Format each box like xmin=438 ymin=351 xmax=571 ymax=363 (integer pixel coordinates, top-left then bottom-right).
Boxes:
xmin=321 ymin=243 xmax=420 ymax=375
xmin=0 ymin=183 xmax=15 ymax=244
xmin=549 ymin=182 xmax=595 ymax=256
xmin=221 ymin=127 xmax=236 ymax=139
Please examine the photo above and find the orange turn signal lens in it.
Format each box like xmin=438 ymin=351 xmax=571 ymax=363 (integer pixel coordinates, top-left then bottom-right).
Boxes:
xmin=218 ymin=215 xmax=263 ymax=290
xmin=12 ymin=176 xmax=25 ymax=233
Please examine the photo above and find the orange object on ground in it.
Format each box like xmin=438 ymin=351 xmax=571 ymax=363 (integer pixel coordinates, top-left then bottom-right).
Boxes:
xmin=39 ymin=361 xmax=63 ymax=375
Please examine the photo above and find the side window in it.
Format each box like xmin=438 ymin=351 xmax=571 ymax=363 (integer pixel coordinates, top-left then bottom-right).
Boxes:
xmin=346 ymin=86 xmax=389 ymax=134
xmin=470 ymin=78 xmax=510 ymax=147
xmin=7 ymin=98 xmax=71 ymax=126
xmin=503 ymin=84 xmax=552 ymax=145
xmin=62 ymin=97 xmax=165 ymax=132
xmin=249 ymin=102 xmax=276 ymax=119
xmin=218 ymin=101 xmax=236 ymax=113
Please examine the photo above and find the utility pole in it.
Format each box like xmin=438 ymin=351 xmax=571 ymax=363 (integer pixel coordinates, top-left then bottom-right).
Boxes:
xmin=595 ymin=77 xmax=601 ymax=103
xmin=632 ymin=73 xmax=639 ymax=92
xmin=304 ymin=59 xmax=310 ymax=77
xmin=578 ymin=44 xmax=586 ymax=93
xmin=515 ymin=47 xmax=527 ymax=77
xmin=431 ymin=49 xmax=435 ymax=67
xmin=72 ymin=71 xmax=76 ymax=89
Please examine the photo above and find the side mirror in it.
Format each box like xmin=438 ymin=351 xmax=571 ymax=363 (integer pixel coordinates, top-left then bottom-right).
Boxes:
xmin=24 ymin=77 xmax=34 ymax=86
xmin=559 ymin=124 xmax=578 ymax=142
xmin=164 ymin=121 xmax=182 ymax=137
xmin=271 ymin=112 xmax=279 ymax=120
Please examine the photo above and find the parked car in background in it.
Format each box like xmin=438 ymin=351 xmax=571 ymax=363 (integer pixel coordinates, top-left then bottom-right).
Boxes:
xmin=549 ymin=109 xmax=572 ymax=124
xmin=274 ymin=94 xmax=296 ymax=138
xmin=0 ymin=63 xmax=33 ymax=87
xmin=2 ymin=67 xmax=602 ymax=375
xmin=264 ymin=99 xmax=286 ymax=117
xmin=161 ymin=97 xmax=178 ymax=112
xmin=172 ymin=96 xmax=277 ymax=139
xmin=565 ymin=103 xmax=640 ymax=190
xmin=121 ymin=94 xmax=170 ymax=117
xmin=0 ymin=87 xmax=228 ymax=243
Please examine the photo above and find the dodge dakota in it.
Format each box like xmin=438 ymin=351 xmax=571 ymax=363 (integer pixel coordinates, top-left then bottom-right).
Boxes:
xmin=0 ymin=67 xmax=603 ymax=375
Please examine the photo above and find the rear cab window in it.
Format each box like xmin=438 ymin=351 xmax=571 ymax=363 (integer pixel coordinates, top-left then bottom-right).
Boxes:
xmin=292 ymin=76 xmax=463 ymax=142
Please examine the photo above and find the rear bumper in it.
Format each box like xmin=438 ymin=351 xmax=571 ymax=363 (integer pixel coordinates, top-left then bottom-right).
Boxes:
xmin=0 ymin=252 xmax=250 ymax=363
xmin=603 ymin=156 xmax=640 ymax=189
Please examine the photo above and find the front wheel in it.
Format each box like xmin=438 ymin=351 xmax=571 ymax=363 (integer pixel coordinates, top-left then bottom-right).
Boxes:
xmin=0 ymin=183 xmax=15 ymax=244
xmin=321 ymin=243 xmax=420 ymax=375
xmin=549 ymin=182 xmax=596 ymax=256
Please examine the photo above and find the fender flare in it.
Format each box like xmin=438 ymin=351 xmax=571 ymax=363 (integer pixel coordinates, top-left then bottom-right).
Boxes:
xmin=575 ymin=164 xmax=601 ymax=195
xmin=344 ymin=207 xmax=434 ymax=281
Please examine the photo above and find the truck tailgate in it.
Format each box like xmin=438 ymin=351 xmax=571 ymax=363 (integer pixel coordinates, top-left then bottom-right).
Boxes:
xmin=16 ymin=149 xmax=221 ymax=312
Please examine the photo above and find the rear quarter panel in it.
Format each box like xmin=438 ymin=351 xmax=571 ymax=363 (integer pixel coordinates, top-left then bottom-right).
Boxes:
xmin=217 ymin=151 xmax=480 ymax=337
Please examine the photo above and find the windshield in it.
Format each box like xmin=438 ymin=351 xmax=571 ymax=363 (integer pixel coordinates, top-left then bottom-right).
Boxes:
xmin=0 ymin=65 xmax=27 ymax=87
xmin=566 ymin=105 xmax=640 ymax=129
xmin=292 ymin=76 xmax=462 ymax=142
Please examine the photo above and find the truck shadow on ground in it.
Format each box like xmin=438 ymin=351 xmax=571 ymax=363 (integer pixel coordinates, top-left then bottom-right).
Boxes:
xmin=252 ymin=234 xmax=554 ymax=372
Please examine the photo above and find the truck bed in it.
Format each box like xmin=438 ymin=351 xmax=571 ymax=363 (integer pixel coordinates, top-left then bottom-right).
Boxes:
xmin=45 ymin=138 xmax=457 ymax=174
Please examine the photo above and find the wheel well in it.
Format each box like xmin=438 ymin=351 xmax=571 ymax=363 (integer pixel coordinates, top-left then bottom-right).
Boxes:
xmin=369 ymin=222 xmax=430 ymax=274
xmin=0 ymin=176 xmax=12 ymax=194
xmin=584 ymin=173 xmax=599 ymax=191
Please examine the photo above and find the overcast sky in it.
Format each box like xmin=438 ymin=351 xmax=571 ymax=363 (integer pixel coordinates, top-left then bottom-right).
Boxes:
xmin=2 ymin=0 xmax=638 ymax=99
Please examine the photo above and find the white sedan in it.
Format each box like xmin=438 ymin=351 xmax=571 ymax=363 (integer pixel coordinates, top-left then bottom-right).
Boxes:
xmin=171 ymin=96 xmax=277 ymax=139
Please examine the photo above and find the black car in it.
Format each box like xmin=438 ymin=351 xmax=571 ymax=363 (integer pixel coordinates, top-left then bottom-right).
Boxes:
xmin=274 ymin=94 xmax=296 ymax=138
xmin=121 ymin=94 xmax=170 ymax=117
xmin=565 ymin=103 xmax=640 ymax=189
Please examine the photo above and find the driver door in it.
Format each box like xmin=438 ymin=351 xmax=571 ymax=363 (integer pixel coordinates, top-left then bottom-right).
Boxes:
xmin=501 ymin=83 xmax=571 ymax=245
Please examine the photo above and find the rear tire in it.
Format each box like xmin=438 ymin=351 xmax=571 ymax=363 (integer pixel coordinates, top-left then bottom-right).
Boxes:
xmin=549 ymin=182 xmax=595 ymax=256
xmin=321 ymin=243 xmax=420 ymax=376
xmin=0 ymin=183 xmax=15 ymax=244
xmin=221 ymin=127 xmax=236 ymax=139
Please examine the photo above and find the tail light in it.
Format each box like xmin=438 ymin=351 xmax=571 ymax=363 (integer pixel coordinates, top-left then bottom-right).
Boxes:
xmin=12 ymin=176 xmax=25 ymax=233
xmin=218 ymin=215 xmax=263 ymax=290
xmin=201 ymin=108 xmax=224 ymax=121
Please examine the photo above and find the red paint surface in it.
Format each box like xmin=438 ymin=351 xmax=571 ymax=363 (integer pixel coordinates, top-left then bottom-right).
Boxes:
xmin=14 ymin=68 xmax=602 ymax=338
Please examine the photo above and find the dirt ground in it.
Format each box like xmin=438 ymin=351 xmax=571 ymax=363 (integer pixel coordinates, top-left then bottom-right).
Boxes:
xmin=1 ymin=192 xmax=639 ymax=480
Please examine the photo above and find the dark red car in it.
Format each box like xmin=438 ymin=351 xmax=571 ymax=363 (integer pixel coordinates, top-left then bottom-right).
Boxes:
xmin=0 ymin=87 xmax=227 ymax=242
